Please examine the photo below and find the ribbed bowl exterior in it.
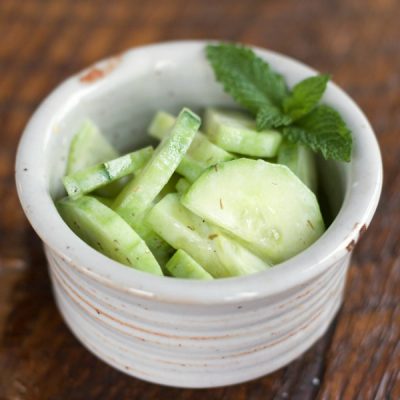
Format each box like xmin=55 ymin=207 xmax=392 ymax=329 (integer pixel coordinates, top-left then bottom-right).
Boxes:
xmin=46 ymin=245 xmax=348 ymax=388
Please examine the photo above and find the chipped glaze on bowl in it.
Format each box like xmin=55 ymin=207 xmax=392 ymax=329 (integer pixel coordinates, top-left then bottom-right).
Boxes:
xmin=15 ymin=41 xmax=382 ymax=388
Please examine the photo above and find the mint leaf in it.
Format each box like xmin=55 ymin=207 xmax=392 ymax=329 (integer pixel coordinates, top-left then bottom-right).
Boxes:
xmin=206 ymin=43 xmax=288 ymax=114
xmin=282 ymin=105 xmax=352 ymax=162
xmin=256 ymin=106 xmax=292 ymax=130
xmin=283 ymin=74 xmax=330 ymax=120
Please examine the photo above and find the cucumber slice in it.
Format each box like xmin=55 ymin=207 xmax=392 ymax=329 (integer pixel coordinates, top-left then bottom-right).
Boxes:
xmin=66 ymin=119 xmax=119 ymax=174
xmin=63 ymin=147 xmax=153 ymax=198
xmin=166 ymin=249 xmax=213 ymax=280
xmin=277 ymin=140 xmax=317 ymax=193
xmin=147 ymin=194 xmax=268 ymax=277
xmin=113 ymin=108 xmax=200 ymax=224
xmin=213 ymin=235 xmax=272 ymax=274
xmin=148 ymin=111 xmax=234 ymax=182
xmin=203 ymin=108 xmax=282 ymax=158
xmin=57 ymin=196 xmax=162 ymax=276
xmin=182 ymin=158 xmax=325 ymax=264
xmin=175 ymin=178 xmax=191 ymax=194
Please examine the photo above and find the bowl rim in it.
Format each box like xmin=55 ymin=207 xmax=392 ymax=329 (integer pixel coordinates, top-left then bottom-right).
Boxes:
xmin=15 ymin=40 xmax=383 ymax=304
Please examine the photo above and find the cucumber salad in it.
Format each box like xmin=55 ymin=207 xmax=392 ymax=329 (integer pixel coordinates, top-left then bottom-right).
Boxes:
xmin=57 ymin=43 xmax=352 ymax=280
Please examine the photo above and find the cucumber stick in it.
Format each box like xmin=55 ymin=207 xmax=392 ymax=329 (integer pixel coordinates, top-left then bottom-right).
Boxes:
xmin=131 ymin=212 xmax=174 ymax=269
xmin=57 ymin=196 xmax=162 ymax=275
xmin=204 ymin=108 xmax=282 ymax=158
xmin=112 ymin=108 xmax=199 ymax=268
xmin=166 ymin=250 xmax=213 ymax=280
xmin=175 ymin=178 xmax=191 ymax=194
xmin=148 ymin=111 xmax=234 ymax=182
xmin=182 ymin=158 xmax=325 ymax=264
xmin=147 ymin=194 xmax=225 ymax=276
xmin=63 ymin=147 xmax=153 ymax=198
xmin=113 ymin=108 xmax=200 ymax=224
xmin=147 ymin=194 xmax=269 ymax=277
xmin=66 ymin=119 xmax=119 ymax=174
xmin=66 ymin=119 xmax=129 ymax=198
xmin=277 ymin=140 xmax=317 ymax=193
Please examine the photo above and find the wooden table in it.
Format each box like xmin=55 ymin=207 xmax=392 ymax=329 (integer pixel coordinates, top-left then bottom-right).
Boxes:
xmin=1 ymin=0 xmax=399 ymax=398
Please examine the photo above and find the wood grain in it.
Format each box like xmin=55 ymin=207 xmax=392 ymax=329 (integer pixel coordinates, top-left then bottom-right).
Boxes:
xmin=1 ymin=0 xmax=399 ymax=399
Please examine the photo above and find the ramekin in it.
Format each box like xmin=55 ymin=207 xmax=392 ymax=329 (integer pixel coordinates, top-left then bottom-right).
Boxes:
xmin=15 ymin=41 xmax=382 ymax=388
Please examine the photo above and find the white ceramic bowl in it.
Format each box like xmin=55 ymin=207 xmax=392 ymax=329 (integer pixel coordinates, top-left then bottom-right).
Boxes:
xmin=16 ymin=41 xmax=382 ymax=388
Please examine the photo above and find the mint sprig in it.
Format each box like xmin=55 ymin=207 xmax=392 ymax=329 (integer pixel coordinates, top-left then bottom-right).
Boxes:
xmin=206 ymin=43 xmax=352 ymax=162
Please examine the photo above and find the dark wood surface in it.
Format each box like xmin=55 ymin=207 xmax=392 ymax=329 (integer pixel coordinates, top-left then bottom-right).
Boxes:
xmin=1 ymin=0 xmax=399 ymax=399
